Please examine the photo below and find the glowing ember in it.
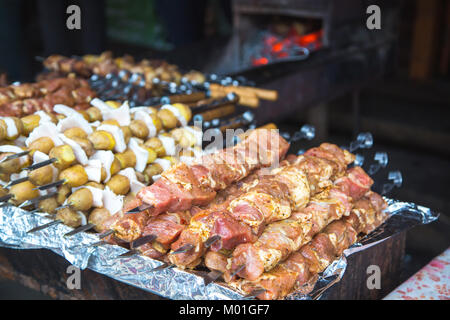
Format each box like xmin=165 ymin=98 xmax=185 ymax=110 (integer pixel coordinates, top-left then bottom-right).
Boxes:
xmin=250 ymin=25 xmax=323 ymax=66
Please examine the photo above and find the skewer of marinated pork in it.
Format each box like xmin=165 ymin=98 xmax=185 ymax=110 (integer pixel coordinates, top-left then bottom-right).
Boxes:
xmin=232 ymin=191 xmax=389 ymax=300
xmin=168 ymin=143 xmax=357 ymax=269
xmin=224 ymin=166 xmax=373 ymax=282
xmin=121 ymin=156 xmax=298 ymax=259
xmin=97 ymin=129 xmax=290 ymax=243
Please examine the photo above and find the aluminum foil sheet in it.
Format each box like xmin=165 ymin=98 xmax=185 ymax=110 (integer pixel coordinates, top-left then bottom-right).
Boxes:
xmin=0 ymin=198 xmax=439 ymax=300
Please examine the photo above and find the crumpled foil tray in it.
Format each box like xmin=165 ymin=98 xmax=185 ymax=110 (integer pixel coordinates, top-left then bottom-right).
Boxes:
xmin=0 ymin=198 xmax=439 ymax=300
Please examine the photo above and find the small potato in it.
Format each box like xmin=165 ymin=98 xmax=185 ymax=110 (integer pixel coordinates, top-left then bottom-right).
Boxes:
xmin=0 ymin=153 xmax=22 ymax=173
xmin=144 ymin=163 xmax=163 ymax=183
xmin=57 ymin=184 xmax=71 ymax=205
xmin=70 ymin=137 xmax=94 ymax=157
xmin=179 ymin=149 xmax=195 ymax=157
xmin=171 ymin=128 xmax=197 ymax=149
xmin=10 ymin=181 xmax=39 ymax=205
xmin=64 ymin=127 xmax=88 ymax=139
xmin=78 ymin=110 xmax=90 ymax=122
xmin=144 ymin=137 xmax=165 ymax=157
xmin=88 ymin=131 xmax=115 ymax=150
xmin=115 ymin=149 xmax=136 ymax=169
xmin=101 ymin=119 xmax=120 ymax=126
xmin=59 ymin=164 xmax=88 ymax=188
xmin=172 ymin=103 xmax=192 ymax=123
xmin=149 ymin=113 xmax=162 ymax=132
xmin=129 ymin=120 xmax=149 ymax=139
xmin=49 ymin=145 xmax=76 ymax=170
xmin=105 ymin=101 xmax=121 ymax=109
xmin=86 ymin=107 xmax=102 ymax=122
xmin=88 ymin=208 xmax=111 ymax=233
xmin=68 ymin=188 xmax=93 ymax=211
xmin=0 ymin=187 xmax=9 ymax=197
xmin=121 ymin=126 xmax=132 ymax=144
xmin=28 ymin=137 xmax=55 ymax=154
xmin=157 ymin=109 xmax=177 ymax=130
xmin=85 ymin=181 xmax=104 ymax=189
xmin=163 ymin=156 xmax=177 ymax=165
xmin=56 ymin=207 xmax=82 ymax=228
xmin=28 ymin=164 xmax=54 ymax=186
xmin=0 ymin=172 xmax=10 ymax=182
xmin=135 ymin=171 xmax=146 ymax=184
xmin=110 ymin=157 xmax=121 ymax=176
xmin=21 ymin=114 xmax=41 ymax=136
xmin=38 ymin=197 xmax=58 ymax=214
xmin=0 ymin=120 xmax=7 ymax=141
xmin=145 ymin=147 xmax=157 ymax=164
xmin=106 ymin=174 xmax=130 ymax=195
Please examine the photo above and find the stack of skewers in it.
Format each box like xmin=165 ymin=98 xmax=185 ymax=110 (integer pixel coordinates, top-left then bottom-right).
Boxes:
xmin=39 ymin=53 xmax=278 ymax=109
xmin=54 ymin=127 xmax=396 ymax=300
xmin=0 ymin=52 xmax=402 ymax=300
xmin=0 ymin=77 xmax=97 ymax=117
xmin=0 ymin=97 xmax=222 ymax=233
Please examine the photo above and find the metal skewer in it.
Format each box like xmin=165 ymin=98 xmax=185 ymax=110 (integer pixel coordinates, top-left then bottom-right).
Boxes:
xmin=0 ymin=150 xmax=30 ymax=164
xmin=348 ymin=132 xmax=373 ymax=153
xmin=170 ymin=243 xmax=195 ymax=255
xmin=32 ymin=179 xmax=66 ymax=191
xmin=3 ymin=176 xmax=29 ymax=188
xmin=368 ymin=152 xmax=388 ymax=175
xmin=125 ymin=203 xmax=154 ymax=214
xmin=27 ymin=219 xmax=62 ymax=233
xmin=381 ymin=171 xmax=402 ymax=195
xmin=130 ymin=234 xmax=157 ymax=249
xmin=23 ymin=158 xmax=57 ymax=171
xmin=64 ymin=223 xmax=96 ymax=237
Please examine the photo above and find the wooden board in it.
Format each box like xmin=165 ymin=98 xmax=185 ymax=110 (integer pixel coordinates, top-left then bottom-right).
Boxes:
xmin=0 ymin=232 xmax=406 ymax=300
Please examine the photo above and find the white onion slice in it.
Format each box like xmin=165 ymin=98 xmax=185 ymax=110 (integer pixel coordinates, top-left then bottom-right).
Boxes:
xmin=128 ymin=138 xmax=148 ymax=172
xmin=77 ymin=211 xmax=87 ymax=226
xmin=1 ymin=117 xmax=18 ymax=139
xmin=72 ymin=186 xmax=104 ymax=208
xmin=57 ymin=114 xmax=93 ymax=135
xmin=134 ymin=110 xmax=157 ymax=138
xmin=90 ymin=98 xmax=111 ymax=113
xmin=153 ymin=158 xmax=172 ymax=172
xmin=184 ymin=126 xmax=203 ymax=146
xmin=0 ymin=145 xmax=23 ymax=154
xmin=84 ymin=159 xmax=102 ymax=183
xmin=53 ymin=104 xmax=79 ymax=118
xmin=26 ymin=122 xmax=63 ymax=147
xmin=102 ymin=101 xmax=131 ymax=126
xmin=90 ymin=150 xmax=114 ymax=182
xmin=158 ymin=135 xmax=176 ymax=156
xmin=102 ymin=186 xmax=123 ymax=215
xmin=58 ymin=134 xmax=88 ymax=165
xmin=130 ymin=106 xmax=155 ymax=114
xmin=34 ymin=111 xmax=52 ymax=124
xmin=118 ymin=167 xmax=146 ymax=194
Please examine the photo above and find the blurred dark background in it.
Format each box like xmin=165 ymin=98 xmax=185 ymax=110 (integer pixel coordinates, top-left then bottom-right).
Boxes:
xmin=0 ymin=0 xmax=449 ymax=299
